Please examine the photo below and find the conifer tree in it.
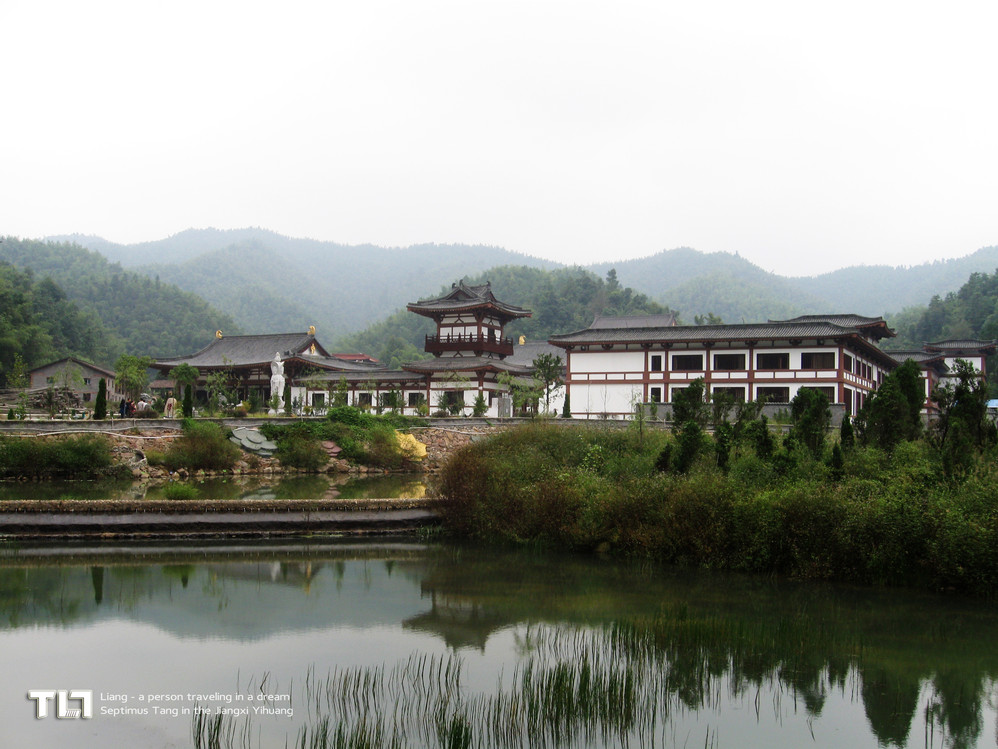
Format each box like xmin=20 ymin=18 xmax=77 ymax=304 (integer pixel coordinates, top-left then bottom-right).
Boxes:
xmin=94 ymin=378 xmax=107 ymax=420
xmin=182 ymin=384 xmax=193 ymax=418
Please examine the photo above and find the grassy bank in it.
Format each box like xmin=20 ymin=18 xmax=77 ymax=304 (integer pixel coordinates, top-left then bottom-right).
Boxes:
xmin=0 ymin=434 xmax=126 ymax=480
xmin=436 ymin=423 xmax=998 ymax=596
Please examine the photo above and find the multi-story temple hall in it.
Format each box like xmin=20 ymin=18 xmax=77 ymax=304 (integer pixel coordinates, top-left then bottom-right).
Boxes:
xmin=152 ymin=281 xmax=538 ymax=417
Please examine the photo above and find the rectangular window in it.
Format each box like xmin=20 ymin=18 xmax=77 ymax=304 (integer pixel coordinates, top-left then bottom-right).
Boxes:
xmin=843 ymin=354 xmax=853 ymax=373
xmin=83 ymin=392 xmax=92 ymax=402
xmin=672 ymin=354 xmax=704 ymax=371
xmin=650 ymin=387 xmax=662 ymax=403
xmin=83 ymin=377 xmax=92 ymax=385
xmin=756 ymin=352 xmax=789 ymax=370
xmin=713 ymin=353 xmax=746 ymax=371
xmin=756 ymin=386 xmax=790 ymax=403
xmin=408 ymin=392 xmax=426 ymax=407
xmin=311 ymin=392 xmax=325 ymax=407
xmin=812 ymin=386 xmax=835 ymax=402
xmin=357 ymin=393 xmax=373 ymax=407
xmin=650 ymin=354 xmax=663 ymax=372
xmin=45 ymin=376 xmax=54 ymax=384
xmin=712 ymin=386 xmax=745 ymax=401
xmin=801 ymin=352 xmax=835 ymax=369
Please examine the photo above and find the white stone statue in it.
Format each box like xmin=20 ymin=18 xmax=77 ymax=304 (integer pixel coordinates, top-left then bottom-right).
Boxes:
xmin=269 ymin=353 xmax=286 ymax=414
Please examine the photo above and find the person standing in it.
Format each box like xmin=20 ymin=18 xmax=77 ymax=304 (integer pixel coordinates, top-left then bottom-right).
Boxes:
xmin=164 ymin=392 xmax=178 ymax=418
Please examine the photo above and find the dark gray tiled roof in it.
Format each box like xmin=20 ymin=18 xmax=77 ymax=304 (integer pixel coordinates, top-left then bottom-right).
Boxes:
xmin=295 ymin=353 xmax=384 ymax=373
xmin=408 ymin=280 xmax=531 ymax=319
xmin=155 ymin=333 xmax=324 ymax=369
xmin=29 ymin=357 xmax=116 ymax=378
xmin=887 ymin=350 xmax=949 ymax=370
xmin=771 ymin=313 xmax=886 ymax=327
xmin=302 ymin=370 xmax=426 ymax=384
xmin=549 ymin=320 xmax=900 ymax=367
xmin=550 ymin=320 xmax=868 ymax=345
xmin=769 ymin=314 xmax=895 ymax=339
xmin=402 ymin=356 xmax=533 ymax=375
xmin=924 ymin=339 xmax=997 ymax=352
xmin=505 ymin=341 xmax=564 ymax=367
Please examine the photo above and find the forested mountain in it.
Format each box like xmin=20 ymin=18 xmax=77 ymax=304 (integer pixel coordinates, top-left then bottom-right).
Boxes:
xmin=795 ymin=246 xmax=998 ymax=315
xmin=339 ymin=265 xmax=669 ymax=366
xmin=34 ymin=228 xmax=998 ymax=357
xmin=0 ymin=238 xmax=239 ymax=361
xmin=0 ymin=263 xmax=116 ymax=385
xmin=888 ymin=269 xmax=998 ymax=349
xmin=594 ymin=246 xmax=998 ymax=320
xmin=55 ymin=229 xmax=557 ymax=341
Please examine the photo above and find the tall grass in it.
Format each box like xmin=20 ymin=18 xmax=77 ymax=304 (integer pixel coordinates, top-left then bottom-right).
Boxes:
xmin=190 ymin=603 xmax=991 ymax=749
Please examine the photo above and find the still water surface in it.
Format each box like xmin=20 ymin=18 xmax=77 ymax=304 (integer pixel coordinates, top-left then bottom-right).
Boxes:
xmin=1 ymin=539 xmax=996 ymax=748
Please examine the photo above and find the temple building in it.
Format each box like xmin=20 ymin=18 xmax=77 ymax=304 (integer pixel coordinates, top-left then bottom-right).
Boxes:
xmin=152 ymin=281 xmax=542 ymax=417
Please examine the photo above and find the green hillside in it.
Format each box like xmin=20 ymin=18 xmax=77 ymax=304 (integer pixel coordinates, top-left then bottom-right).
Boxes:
xmin=59 ymin=229 xmax=557 ymax=342
xmin=592 ymin=245 xmax=998 ymax=320
xmin=0 ymin=237 xmax=239 ymax=360
xmin=339 ymin=265 xmax=669 ymax=364
xmin=39 ymin=229 xmax=998 ymax=357
xmin=0 ymin=262 xmax=117 ymax=384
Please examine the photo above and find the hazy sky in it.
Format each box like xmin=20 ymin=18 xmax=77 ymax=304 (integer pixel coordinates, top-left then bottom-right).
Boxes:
xmin=3 ymin=1 xmax=996 ymax=276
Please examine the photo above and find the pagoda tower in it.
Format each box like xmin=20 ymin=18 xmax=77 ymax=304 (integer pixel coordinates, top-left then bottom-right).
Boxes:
xmin=407 ymin=280 xmax=531 ymax=358
xmin=403 ymin=280 xmax=533 ymax=415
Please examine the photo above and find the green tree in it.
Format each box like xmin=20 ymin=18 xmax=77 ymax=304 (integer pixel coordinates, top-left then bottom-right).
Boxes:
xmin=114 ymin=355 xmax=153 ymax=399
xmin=839 ymin=414 xmax=854 ymax=450
xmin=789 ymin=387 xmax=831 ymax=458
xmin=94 ymin=378 xmax=108 ymax=420
xmin=671 ymin=378 xmax=708 ymax=427
xmin=182 ymin=384 xmax=194 ymax=418
xmin=532 ymin=353 xmax=564 ymax=414
xmin=170 ymin=363 xmax=200 ymax=395
xmin=498 ymin=371 xmax=541 ymax=416
xmin=930 ymin=359 xmax=993 ymax=474
xmin=472 ymin=391 xmax=488 ymax=417
xmin=332 ymin=376 xmax=349 ymax=407
xmin=855 ymin=360 xmax=924 ymax=450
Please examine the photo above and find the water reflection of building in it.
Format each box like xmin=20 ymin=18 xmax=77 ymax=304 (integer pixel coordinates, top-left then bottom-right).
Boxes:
xmin=403 ymin=585 xmax=514 ymax=651
xmin=203 ymin=562 xmax=323 ymax=591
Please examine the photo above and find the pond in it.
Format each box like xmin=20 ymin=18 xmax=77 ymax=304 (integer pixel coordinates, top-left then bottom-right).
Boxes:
xmin=1 ymin=540 xmax=995 ymax=748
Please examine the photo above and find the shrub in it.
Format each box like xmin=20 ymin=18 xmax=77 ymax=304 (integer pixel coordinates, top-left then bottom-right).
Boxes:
xmin=161 ymin=420 xmax=241 ymax=471
xmin=275 ymin=432 xmax=329 ymax=472
xmin=162 ymin=482 xmax=199 ymax=500
xmin=434 ymin=423 xmax=998 ymax=595
xmin=0 ymin=435 xmax=117 ymax=479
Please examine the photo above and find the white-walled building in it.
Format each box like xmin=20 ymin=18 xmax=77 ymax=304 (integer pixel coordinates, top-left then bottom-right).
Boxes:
xmin=549 ymin=314 xmax=898 ymax=419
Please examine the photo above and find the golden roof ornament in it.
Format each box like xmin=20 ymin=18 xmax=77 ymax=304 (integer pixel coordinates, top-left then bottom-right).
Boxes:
xmin=215 ymin=330 xmax=223 ymax=338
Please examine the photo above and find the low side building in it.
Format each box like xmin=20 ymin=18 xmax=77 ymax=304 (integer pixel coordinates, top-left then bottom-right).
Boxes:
xmin=152 ymin=282 xmax=549 ymax=417
xmin=28 ymin=357 xmax=121 ymax=406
